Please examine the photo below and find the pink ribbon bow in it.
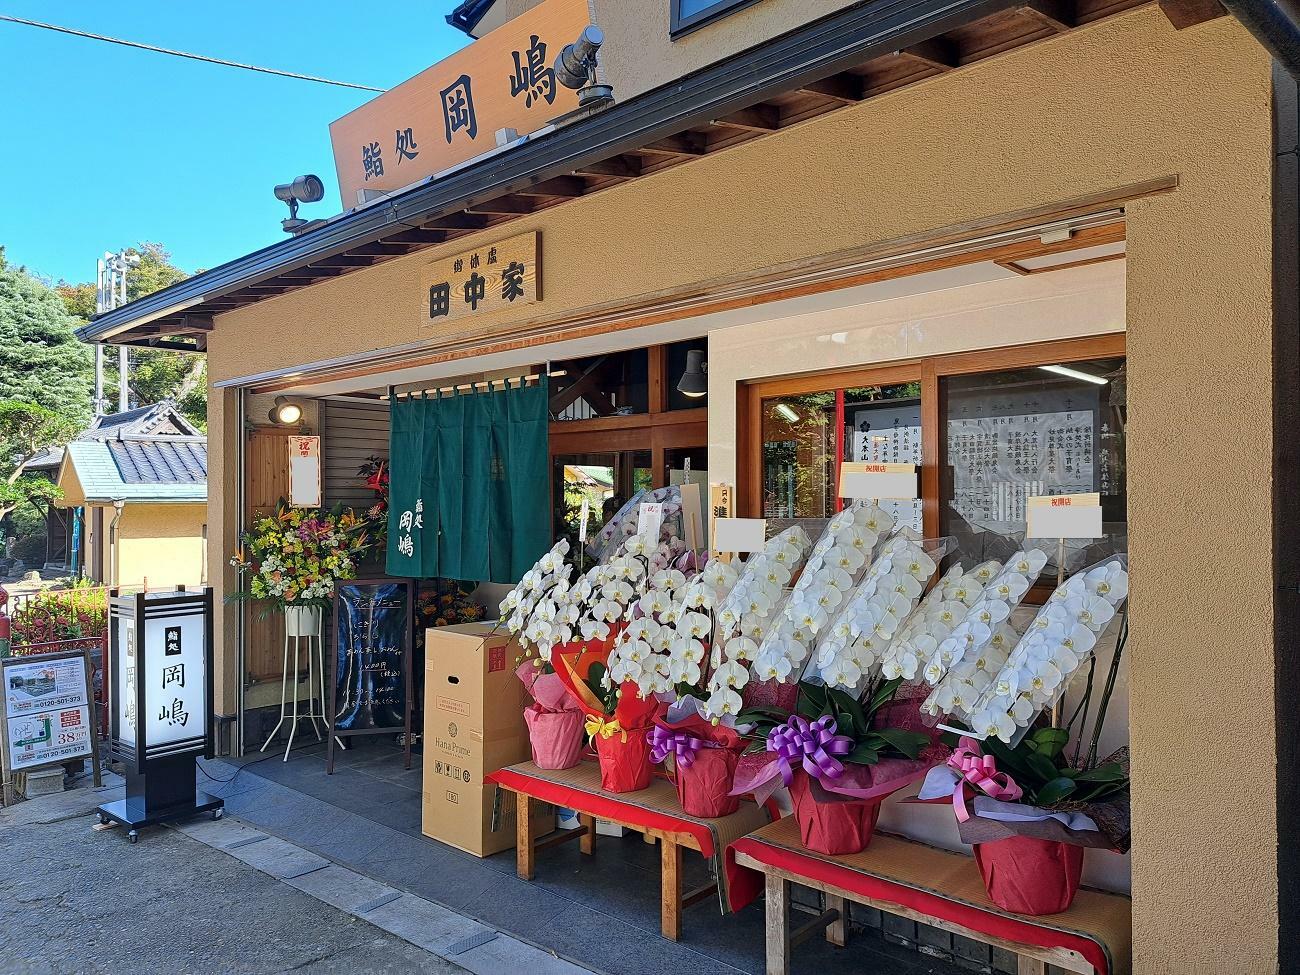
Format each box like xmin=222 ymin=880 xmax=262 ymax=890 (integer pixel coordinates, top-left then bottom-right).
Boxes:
xmin=948 ymin=736 xmax=1022 ymax=822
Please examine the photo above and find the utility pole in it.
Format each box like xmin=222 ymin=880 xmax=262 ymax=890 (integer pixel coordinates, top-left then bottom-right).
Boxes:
xmin=94 ymin=250 xmax=139 ymax=416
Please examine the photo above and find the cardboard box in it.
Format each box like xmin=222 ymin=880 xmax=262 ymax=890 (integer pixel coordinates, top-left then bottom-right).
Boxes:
xmin=421 ymin=622 xmax=552 ymax=856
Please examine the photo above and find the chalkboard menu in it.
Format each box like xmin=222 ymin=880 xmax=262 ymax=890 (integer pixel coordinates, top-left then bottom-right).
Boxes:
xmin=327 ymin=579 xmax=413 ymax=773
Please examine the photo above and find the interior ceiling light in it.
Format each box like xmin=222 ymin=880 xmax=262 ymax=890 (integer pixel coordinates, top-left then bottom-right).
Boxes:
xmin=774 ymin=403 xmax=800 ymax=423
xmin=676 ymin=349 xmax=708 ymax=398
xmin=270 ymin=396 xmax=304 ymax=424
xmin=1039 ymin=364 xmax=1109 ymax=385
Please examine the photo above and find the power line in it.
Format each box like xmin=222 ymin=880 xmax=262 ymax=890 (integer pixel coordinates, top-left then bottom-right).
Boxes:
xmin=0 ymin=14 xmax=386 ymax=92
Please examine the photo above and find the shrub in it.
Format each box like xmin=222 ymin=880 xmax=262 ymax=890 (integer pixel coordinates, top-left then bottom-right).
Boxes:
xmin=10 ymin=586 xmax=108 ymax=647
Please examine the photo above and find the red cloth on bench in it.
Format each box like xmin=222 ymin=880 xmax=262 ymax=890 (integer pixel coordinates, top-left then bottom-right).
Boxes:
xmin=728 ymin=835 xmax=1112 ymax=975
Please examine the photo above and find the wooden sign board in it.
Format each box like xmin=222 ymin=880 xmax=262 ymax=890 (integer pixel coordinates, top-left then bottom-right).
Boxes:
xmin=288 ymin=435 xmax=322 ymax=507
xmin=422 ymin=231 xmax=540 ymax=326
xmin=329 ymin=0 xmax=589 ymax=206
xmin=839 ymin=462 xmax=918 ymax=500
xmin=1026 ymin=492 xmax=1103 ymax=538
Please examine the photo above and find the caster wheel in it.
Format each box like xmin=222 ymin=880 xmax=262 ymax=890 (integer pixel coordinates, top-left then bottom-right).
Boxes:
xmin=213 ymin=809 xmax=224 ymax=821
xmin=128 ymin=831 xmax=139 ymax=844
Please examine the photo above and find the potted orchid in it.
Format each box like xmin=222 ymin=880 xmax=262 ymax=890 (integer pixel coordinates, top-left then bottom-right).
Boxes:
xmin=919 ymin=557 xmax=1131 ymax=915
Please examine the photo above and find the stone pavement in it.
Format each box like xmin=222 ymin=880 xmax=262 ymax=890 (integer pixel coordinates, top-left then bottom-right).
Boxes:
xmin=0 ymin=776 xmax=588 ymax=975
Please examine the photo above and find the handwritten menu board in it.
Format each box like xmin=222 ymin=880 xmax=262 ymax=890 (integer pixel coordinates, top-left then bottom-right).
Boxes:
xmin=328 ymin=580 xmax=413 ymax=772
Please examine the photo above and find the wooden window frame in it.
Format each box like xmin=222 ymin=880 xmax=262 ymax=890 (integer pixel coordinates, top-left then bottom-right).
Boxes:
xmin=737 ymin=333 xmax=1127 ymax=543
xmin=549 ymin=343 xmax=709 ymax=531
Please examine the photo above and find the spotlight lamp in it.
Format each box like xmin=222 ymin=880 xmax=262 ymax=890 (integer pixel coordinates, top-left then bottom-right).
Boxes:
xmin=270 ymin=396 xmax=304 ymax=425
xmin=676 ymin=349 xmax=708 ymax=399
xmin=274 ymin=175 xmax=325 ymax=234
xmin=554 ymin=25 xmax=614 ymax=110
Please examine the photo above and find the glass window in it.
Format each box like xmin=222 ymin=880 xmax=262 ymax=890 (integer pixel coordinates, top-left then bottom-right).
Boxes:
xmin=671 ymin=0 xmax=762 ymax=36
xmin=666 ymin=339 xmax=709 ymax=411
xmin=941 ymin=357 xmax=1127 ymax=573
xmin=552 ymin=450 xmax=652 ymax=551
xmin=760 ymin=382 xmax=922 ymax=533
xmin=548 ymin=349 xmax=648 ymax=421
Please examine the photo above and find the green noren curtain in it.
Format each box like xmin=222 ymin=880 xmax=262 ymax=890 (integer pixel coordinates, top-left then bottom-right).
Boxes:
xmin=386 ymin=378 xmax=549 ymax=584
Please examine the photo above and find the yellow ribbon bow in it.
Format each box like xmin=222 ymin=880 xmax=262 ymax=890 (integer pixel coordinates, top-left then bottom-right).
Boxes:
xmin=585 ymin=715 xmax=626 ymax=743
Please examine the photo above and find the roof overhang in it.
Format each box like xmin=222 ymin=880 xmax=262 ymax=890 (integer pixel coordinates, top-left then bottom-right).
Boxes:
xmin=78 ymin=0 xmax=1216 ymax=349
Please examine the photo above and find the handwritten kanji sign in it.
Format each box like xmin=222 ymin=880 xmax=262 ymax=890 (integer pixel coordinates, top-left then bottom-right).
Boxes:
xmin=288 ymin=435 xmax=321 ymax=508
xmin=422 ymin=232 xmax=540 ymax=325
xmin=329 ymin=0 xmax=589 ymax=206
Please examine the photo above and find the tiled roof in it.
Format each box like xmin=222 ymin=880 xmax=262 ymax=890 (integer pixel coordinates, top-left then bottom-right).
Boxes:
xmin=80 ymin=402 xmax=201 ymax=441
xmin=108 ymin=437 xmax=207 ymax=485
xmin=63 ymin=440 xmax=206 ymax=503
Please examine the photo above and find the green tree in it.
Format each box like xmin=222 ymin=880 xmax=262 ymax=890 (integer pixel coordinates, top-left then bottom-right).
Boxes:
xmin=0 ymin=262 xmax=93 ymax=527
xmin=57 ymin=243 xmax=207 ymax=430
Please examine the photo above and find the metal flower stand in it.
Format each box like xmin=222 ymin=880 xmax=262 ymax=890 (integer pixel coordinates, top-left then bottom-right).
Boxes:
xmin=260 ymin=605 xmax=339 ymax=761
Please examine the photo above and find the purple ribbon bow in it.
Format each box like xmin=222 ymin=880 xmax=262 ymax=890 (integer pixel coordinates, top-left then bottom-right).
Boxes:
xmin=767 ymin=714 xmax=854 ymax=787
xmin=648 ymin=726 xmax=704 ymax=768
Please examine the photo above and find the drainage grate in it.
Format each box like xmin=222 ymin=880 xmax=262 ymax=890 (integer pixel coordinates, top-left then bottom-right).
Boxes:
xmin=443 ymin=931 xmax=498 ymax=955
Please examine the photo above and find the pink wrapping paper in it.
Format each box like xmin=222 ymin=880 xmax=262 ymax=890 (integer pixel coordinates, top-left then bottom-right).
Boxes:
xmin=973 ymin=835 xmax=1085 ymax=915
xmin=523 ymin=706 xmax=586 ymax=770
xmin=517 ymin=661 xmax=585 ymax=770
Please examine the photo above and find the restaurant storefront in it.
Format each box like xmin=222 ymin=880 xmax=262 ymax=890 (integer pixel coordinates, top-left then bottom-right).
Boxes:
xmin=80 ymin=2 xmax=1293 ymax=971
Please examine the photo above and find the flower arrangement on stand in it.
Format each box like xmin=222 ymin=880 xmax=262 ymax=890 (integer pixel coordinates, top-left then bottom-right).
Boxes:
xmin=877 ymin=560 xmax=1002 ymax=681
xmin=356 ymin=455 xmax=390 ymax=542
xmin=229 ymin=501 xmax=374 ymax=632
xmin=918 ymin=557 xmax=1132 ymax=915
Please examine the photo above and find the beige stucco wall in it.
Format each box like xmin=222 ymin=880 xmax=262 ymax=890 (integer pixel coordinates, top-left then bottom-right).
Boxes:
xmin=116 ymin=503 xmax=207 ymax=590
xmin=205 ymin=11 xmax=1276 ymax=971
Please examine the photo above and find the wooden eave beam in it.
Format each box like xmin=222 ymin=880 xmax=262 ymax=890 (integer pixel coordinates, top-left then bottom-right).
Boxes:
xmin=711 ymin=104 xmax=781 ymax=133
xmin=1018 ymin=0 xmax=1075 ymax=31
xmin=514 ymin=175 xmax=588 ymax=197
xmin=421 ymin=212 xmax=488 ymax=231
xmin=573 ymin=155 xmax=643 ymax=179
xmin=384 ymin=228 xmax=449 ymax=245
xmin=797 ymin=74 xmax=866 ymax=103
xmin=466 ymin=196 xmax=536 ymax=215
xmin=897 ymin=36 xmax=959 ymax=69
xmin=1157 ymin=0 xmax=1228 ymax=27
xmin=636 ymin=133 xmax=707 ymax=157
xmin=315 ymin=255 xmax=380 ymax=268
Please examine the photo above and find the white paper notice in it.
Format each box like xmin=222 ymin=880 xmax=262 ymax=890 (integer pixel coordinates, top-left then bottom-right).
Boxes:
xmin=839 ymin=463 xmax=918 ymax=501
xmin=637 ymin=502 xmax=664 ymax=540
xmin=713 ymin=517 xmax=766 ymax=554
xmin=578 ymin=497 xmax=591 ymax=543
xmin=288 ymin=436 xmax=321 ymax=507
xmin=1026 ymin=493 xmax=1103 ymax=539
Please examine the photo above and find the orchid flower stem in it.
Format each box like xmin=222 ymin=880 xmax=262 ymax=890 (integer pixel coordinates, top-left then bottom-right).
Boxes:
xmin=1086 ymin=606 xmax=1128 ymax=770
xmin=1067 ymin=654 xmax=1097 ymax=768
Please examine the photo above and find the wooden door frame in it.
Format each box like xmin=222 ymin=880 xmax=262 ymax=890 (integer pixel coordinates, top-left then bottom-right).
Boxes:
xmin=736 ymin=333 xmax=1127 ymax=534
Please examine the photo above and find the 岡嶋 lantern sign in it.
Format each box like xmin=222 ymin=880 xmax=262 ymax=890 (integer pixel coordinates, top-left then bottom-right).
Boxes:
xmin=329 ymin=0 xmax=591 ymax=206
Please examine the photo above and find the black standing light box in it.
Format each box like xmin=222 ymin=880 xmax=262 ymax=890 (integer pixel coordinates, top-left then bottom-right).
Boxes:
xmin=97 ymin=587 xmax=223 ymax=842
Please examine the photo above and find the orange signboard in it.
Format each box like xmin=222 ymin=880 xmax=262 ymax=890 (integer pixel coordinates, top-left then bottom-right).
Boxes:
xmin=329 ymin=0 xmax=592 ymax=206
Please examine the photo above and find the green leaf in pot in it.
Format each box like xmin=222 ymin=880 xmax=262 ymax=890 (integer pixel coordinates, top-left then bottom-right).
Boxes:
xmin=1033 ymin=776 xmax=1079 ymax=807
xmin=871 ymin=727 xmax=931 ymax=760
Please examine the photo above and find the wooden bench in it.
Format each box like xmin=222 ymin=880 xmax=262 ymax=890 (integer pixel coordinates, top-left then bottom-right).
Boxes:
xmin=729 ymin=817 xmax=1131 ymax=975
xmin=488 ymin=760 xmax=774 ymax=941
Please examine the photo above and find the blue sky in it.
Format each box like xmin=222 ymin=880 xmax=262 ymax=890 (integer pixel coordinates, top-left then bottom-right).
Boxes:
xmin=0 ymin=2 xmax=470 ymax=285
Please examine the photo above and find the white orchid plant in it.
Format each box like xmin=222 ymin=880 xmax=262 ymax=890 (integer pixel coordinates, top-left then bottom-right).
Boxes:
xmin=700 ymin=526 xmax=812 ymax=719
xmin=963 ymin=558 xmax=1129 ymax=743
xmin=604 ymin=557 xmax=740 ymax=701
xmin=918 ymin=547 xmax=1050 ymax=720
xmin=877 ymin=560 xmax=1002 ymax=681
xmin=748 ymin=503 xmax=896 ymax=686
xmin=811 ymin=535 xmax=949 ymax=692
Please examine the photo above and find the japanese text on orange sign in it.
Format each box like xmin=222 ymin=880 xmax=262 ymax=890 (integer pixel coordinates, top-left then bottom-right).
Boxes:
xmin=329 ymin=0 xmax=589 ymax=205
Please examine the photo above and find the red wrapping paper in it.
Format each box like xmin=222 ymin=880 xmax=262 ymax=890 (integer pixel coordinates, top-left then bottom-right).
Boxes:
xmin=675 ymin=747 xmax=742 ymax=818
xmin=594 ymin=730 xmax=654 ymax=793
xmin=973 ymin=835 xmax=1085 ymax=915
xmin=788 ymin=770 xmax=883 ymax=855
xmin=523 ymin=706 xmax=585 ymax=770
